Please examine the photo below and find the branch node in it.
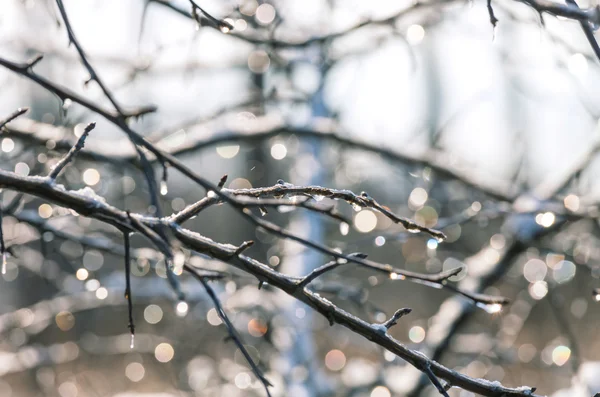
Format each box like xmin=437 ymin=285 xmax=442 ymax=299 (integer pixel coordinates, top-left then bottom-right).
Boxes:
xmin=424 ymin=363 xmax=450 ymax=397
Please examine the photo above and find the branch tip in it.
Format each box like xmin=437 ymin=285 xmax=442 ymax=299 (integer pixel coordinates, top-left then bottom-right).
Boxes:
xmin=47 ymin=121 xmax=96 ymax=180
xmin=0 ymin=107 xmax=30 ymax=130
xmin=26 ymin=54 xmax=44 ymax=69
xmin=235 ymin=240 xmax=254 ymax=255
xmin=218 ymin=174 xmax=228 ymax=189
xmin=382 ymin=308 xmax=412 ymax=329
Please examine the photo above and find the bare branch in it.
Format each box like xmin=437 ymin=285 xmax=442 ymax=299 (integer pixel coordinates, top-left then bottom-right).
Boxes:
xmin=47 ymin=122 xmax=95 ymax=180
xmin=488 ymin=0 xmax=499 ymax=28
xmin=381 ymin=308 xmax=412 ymax=330
xmin=123 ymin=231 xmax=135 ymax=349
xmin=0 ymin=197 xmax=5 ymax=276
xmin=0 ymin=107 xmax=28 ymax=130
xmin=217 ymin=174 xmax=228 ymax=189
xmin=0 ymin=162 xmax=534 ymax=395
xmin=25 ymin=54 xmax=44 ymax=69
xmin=234 ymin=240 xmax=254 ymax=256
xmin=55 ymin=0 xmax=125 ymax=115
xmin=424 ymin=364 xmax=451 ymax=397
xmin=297 ymin=253 xmax=367 ymax=288
xmin=152 ymin=0 xmax=459 ymax=48
xmin=233 ymin=182 xmax=446 ymax=240
xmin=518 ymin=0 xmax=600 ymax=25
xmin=186 ymin=267 xmax=273 ymax=396
xmin=188 ymin=0 xmax=233 ymax=32
xmin=174 ymin=226 xmax=541 ymax=396
xmin=565 ymin=0 xmax=600 ymax=61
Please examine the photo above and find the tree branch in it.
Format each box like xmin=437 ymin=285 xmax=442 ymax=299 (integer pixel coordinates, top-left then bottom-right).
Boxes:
xmin=186 ymin=267 xmax=272 ymax=396
xmin=47 ymin=122 xmax=95 ymax=180
xmin=0 ymin=107 xmax=28 ymax=130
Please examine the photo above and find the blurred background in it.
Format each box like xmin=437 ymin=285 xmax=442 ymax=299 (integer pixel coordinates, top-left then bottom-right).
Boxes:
xmin=1 ymin=0 xmax=600 ymax=396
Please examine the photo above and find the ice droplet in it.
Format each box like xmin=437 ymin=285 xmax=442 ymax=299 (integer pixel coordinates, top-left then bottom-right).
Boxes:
xmin=130 ymin=333 xmax=135 ymax=349
xmin=160 ymin=180 xmax=168 ymax=196
xmin=339 ymin=222 xmax=349 ymax=236
xmin=406 ymin=225 xmax=420 ymax=234
xmin=477 ymin=302 xmax=503 ymax=314
xmin=62 ymin=98 xmax=72 ymax=110
xmin=1 ymin=252 xmax=6 ymax=275
xmin=277 ymin=205 xmax=295 ymax=213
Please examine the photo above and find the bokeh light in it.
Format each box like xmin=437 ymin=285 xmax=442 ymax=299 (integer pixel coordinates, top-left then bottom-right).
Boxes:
xmin=270 ymin=143 xmax=287 ymax=160
xmin=355 ymin=210 xmax=377 ymax=233
xmin=406 ymin=25 xmax=425 ymax=45
xmin=145 ymin=304 xmax=163 ymax=324
xmin=552 ymin=345 xmax=571 ymax=366
xmin=95 ymin=287 xmax=108 ymax=300
xmin=325 ymin=349 xmax=346 ymax=371
xmin=55 ymin=311 xmax=75 ymax=331
xmin=125 ymin=362 xmax=145 ymax=382
xmin=82 ymin=168 xmax=100 ymax=186
xmin=38 ymin=204 xmax=53 ymax=219
xmin=155 ymin=343 xmax=175 ymax=363
xmin=408 ymin=326 xmax=426 ymax=343
xmin=255 ymin=3 xmax=276 ymax=25
xmin=371 ymin=386 xmax=391 ymax=397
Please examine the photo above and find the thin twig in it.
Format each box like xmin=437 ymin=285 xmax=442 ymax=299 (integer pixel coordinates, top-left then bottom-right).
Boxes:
xmin=382 ymin=308 xmax=412 ymax=329
xmin=424 ymin=364 xmax=451 ymax=397
xmin=0 ymin=196 xmax=5 ymax=275
xmin=297 ymin=253 xmax=367 ymax=288
xmin=123 ymin=231 xmax=135 ymax=348
xmin=186 ymin=267 xmax=272 ymax=397
xmin=55 ymin=0 xmax=156 ymax=119
xmin=47 ymin=122 xmax=95 ymax=180
xmin=565 ymin=0 xmax=600 ymax=61
xmin=487 ymin=0 xmax=499 ymax=28
xmin=0 ymin=107 xmax=28 ymax=130
xmin=188 ymin=0 xmax=233 ymax=31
